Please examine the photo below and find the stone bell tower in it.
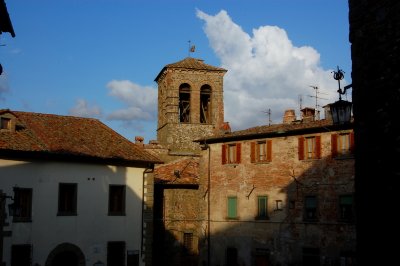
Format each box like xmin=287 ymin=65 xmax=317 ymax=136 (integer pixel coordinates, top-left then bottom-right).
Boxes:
xmin=154 ymin=57 xmax=227 ymax=152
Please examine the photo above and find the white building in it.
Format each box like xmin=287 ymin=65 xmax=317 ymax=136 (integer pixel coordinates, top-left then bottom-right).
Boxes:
xmin=0 ymin=109 xmax=161 ymax=266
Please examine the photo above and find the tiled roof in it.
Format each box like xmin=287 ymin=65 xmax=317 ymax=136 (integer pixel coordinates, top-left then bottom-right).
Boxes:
xmin=0 ymin=110 xmax=162 ymax=165
xmin=197 ymin=119 xmax=354 ymax=143
xmin=154 ymin=157 xmax=199 ymax=185
xmin=154 ymin=57 xmax=227 ymax=81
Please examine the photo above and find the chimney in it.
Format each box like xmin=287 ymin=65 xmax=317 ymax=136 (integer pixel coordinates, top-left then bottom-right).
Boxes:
xmin=283 ymin=109 xmax=296 ymax=124
xmin=135 ymin=136 xmax=144 ymax=146
xmin=220 ymin=122 xmax=231 ymax=134
xmin=301 ymin=107 xmax=315 ymax=123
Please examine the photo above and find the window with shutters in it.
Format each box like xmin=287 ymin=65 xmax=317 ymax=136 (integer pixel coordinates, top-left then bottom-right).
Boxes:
xmin=339 ymin=195 xmax=354 ymax=222
xmin=58 ymin=183 xmax=77 ymax=216
xmin=227 ymin=196 xmax=238 ymax=219
xmin=304 ymin=196 xmax=318 ymax=221
xmin=298 ymin=136 xmax=321 ymax=160
xmin=13 ymin=187 xmax=32 ymax=222
xmin=222 ymin=143 xmax=241 ymax=164
xmin=257 ymin=196 xmax=268 ymax=219
xmin=251 ymin=140 xmax=272 ymax=163
xmin=331 ymin=132 xmax=354 ymax=158
xmin=109 ymin=185 xmax=126 ymax=216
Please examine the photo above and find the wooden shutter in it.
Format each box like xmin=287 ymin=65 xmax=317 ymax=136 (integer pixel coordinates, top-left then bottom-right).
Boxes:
xmin=236 ymin=143 xmax=241 ymax=163
xmin=222 ymin=144 xmax=227 ymax=164
xmin=266 ymin=140 xmax=272 ymax=162
xmin=316 ymin=136 xmax=321 ymax=159
xmin=331 ymin=134 xmax=338 ymax=158
xmin=350 ymin=132 xmax=355 ymax=154
xmin=250 ymin=142 xmax=256 ymax=162
xmin=298 ymin=137 xmax=304 ymax=160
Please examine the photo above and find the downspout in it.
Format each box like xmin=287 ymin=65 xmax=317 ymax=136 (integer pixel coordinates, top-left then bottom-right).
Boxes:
xmin=207 ymin=145 xmax=211 ymax=266
xmin=141 ymin=165 xmax=154 ymax=258
xmin=202 ymin=141 xmax=211 ymax=266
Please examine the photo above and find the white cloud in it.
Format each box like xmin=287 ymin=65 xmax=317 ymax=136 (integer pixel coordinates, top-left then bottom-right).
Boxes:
xmin=106 ymin=80 xmax=157 ymax=121
xmin=69 ymin=99 xmax=102 ymax=118
xmin=197 ymin=9 xmax=349 ymax=131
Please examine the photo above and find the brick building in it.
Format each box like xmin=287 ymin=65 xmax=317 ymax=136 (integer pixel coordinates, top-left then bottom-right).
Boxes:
xmin=146 ymin=56 xmax=356 ymax=266
xmin=196 ymin=109 xmax=355 ymax=265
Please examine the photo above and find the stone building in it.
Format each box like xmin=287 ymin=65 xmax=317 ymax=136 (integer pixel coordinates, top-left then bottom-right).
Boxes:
xmin=146 ymin=57 xmax=228 ymax=266
xmin=146 ymin=56 xmax=356 ymax=266
xmin=196 ymin=109 xmax=355 ymax=266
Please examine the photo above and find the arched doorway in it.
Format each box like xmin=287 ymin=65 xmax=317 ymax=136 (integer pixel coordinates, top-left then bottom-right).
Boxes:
xmin=46 ymin=243 xmax=85 ymax=266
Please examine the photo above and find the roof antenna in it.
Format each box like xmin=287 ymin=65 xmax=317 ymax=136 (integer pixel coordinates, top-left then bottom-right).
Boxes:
xmin=308 ymin=86 xmax=328 ymax=120
xmin=188 ymin=40 xmax=195 ymax=57
xmin=262 ymin=108 xmax=272 ymax=126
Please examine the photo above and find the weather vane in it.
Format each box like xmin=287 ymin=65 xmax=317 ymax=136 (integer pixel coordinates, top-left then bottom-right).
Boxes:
xmin=188 ymin=40 xmax=195 ymax=57
xmin=332 ymin=66 xmax=346 ymax=100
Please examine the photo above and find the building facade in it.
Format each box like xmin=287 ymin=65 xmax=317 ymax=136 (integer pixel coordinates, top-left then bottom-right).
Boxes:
xmin=197 ymin=112 xmax=355 ymax=266
xmin=149 ymin=57 xmax=356 ymax=266
xmin=0 ymin=110 xmax=161 ymax=266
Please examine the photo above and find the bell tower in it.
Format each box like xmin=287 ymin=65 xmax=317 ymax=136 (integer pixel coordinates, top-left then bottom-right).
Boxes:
xmin=155 ymin=57 xmax=227 ymax=152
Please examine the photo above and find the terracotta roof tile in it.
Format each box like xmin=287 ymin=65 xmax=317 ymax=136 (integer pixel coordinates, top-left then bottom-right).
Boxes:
xmin=154 ymin=157 xmax=199 ymax=185
xmin=0 ymin=110 xmax=162 ymax=164
xmin=155 ymin=57 xmax=226 ymax=81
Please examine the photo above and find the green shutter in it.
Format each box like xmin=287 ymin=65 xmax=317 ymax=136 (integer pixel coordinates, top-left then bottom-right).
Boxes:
xmin=227 ymin=197 xmax=237 ymax=218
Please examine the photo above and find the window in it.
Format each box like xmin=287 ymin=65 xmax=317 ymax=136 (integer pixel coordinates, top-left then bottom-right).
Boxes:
xmin=226 ymin=247 xmax=238 ymax=266
xmin=179 ymin=83 xmax=191 ymax=123
xmin=11 ymin=244 xmax=32 ymax=266
xmin=183 ymin=232 xmax=193 ymax=254
xmin=227 ymin=196 xmax=237 ymax=219
xmin=200 ymin=85 xmax=212 ymax=124
xmin=58 ymin=183 xmax=77 ymax=215
xmin=275 ymin=200 xmax=283 ymax=211
xmin=107 ymin=241 xmax=125 ymax=266
xmin=13 ymin=188 xmax=32 ymax=222
xmin=304 ymin=196 xmax=318 ymax=221
xmin=109 ymin=185 xmax=126 ymax=216
xmin=302 ymin=247 xmax=320 ymax=266
xmin=339 ymin=195 xmax=354 ymax=222
xmin=298 ymin=136 xmax=321 ymax=160
xmin=331 ymin=132 xmax=354 ymax=158
xmin=1 ymin=117 xmax=11 ymax=129
xmin=251 ymin=140 xmax=272 ymax=163
xmin=257 ymin=196 xmax=268 ymax=219
xmin=222 ymin=143 xmax=241 ymax=164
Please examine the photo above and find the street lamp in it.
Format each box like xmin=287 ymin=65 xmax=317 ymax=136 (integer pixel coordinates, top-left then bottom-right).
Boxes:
xmin=330 ymin=66 xmax=352 ymax=124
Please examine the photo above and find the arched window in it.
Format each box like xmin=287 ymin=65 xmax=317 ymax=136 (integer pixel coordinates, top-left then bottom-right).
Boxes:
xmin=200 ymin=85 xmax=212 ymax=124
xmin=179 ymin=83 xmax=191 ymax=123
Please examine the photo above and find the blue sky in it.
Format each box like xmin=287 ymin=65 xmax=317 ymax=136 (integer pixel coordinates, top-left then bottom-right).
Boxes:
xmin=1 ymin=0 xmax=351 ymax=143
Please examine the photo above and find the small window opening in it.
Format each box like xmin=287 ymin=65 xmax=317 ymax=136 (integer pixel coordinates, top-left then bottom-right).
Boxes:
xmin=200 ymin=85 xmax=211 ymax=124
xmin=179 ymin=84 xmax=191 ymax=123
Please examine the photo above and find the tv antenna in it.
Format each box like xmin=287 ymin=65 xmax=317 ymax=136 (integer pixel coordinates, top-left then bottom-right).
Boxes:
xmin=262 ymin=108 xmax=272 ymax=126
xmin=308 ymin=86 xmax=328 ymax=120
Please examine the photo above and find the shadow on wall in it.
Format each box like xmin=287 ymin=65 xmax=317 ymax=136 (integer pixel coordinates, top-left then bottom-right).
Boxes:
xmin=150 ymin=152 xmax=356 ymax=266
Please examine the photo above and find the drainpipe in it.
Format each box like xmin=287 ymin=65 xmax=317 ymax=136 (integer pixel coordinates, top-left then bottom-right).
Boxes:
xmin=202 ymin=142 xmax=211 ymax=266
xmin=141 ymin=166 xmax=154 ymax=258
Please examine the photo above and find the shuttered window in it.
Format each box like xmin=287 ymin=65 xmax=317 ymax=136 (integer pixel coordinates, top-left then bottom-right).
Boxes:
xmin=251 ymin=140 xmax=272 ymax=163
xmin=331 ymin=132 xmax=354 ymax=158
xmin=227 ymin=196 xmax=237 ymax=219
xmin=222 ymin=143 xmax=241 ymax=164
xmin=299 ymin=136 xmax=321 ymax=160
